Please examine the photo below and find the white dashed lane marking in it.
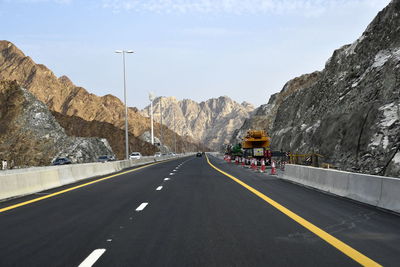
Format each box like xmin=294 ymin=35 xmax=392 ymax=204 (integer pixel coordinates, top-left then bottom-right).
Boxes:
xmin=156 ymin=186 xmax=163 ymax=191
xmin=164 ymin=178 xmax=170 ymax=181
xmin=136 ymin=202 xmax=148 ymax=211
xmin=169 ymin=173 xmax=175 ymax=175
xmin=78 ymin=249 xmax=106 ymax=267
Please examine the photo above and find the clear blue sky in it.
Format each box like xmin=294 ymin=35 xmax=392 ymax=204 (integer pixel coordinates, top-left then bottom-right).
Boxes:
xmin=0 ymin=0 xmax=391 ymax=109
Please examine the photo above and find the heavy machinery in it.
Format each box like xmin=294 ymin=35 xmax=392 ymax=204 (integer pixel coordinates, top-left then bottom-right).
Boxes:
xmin=241 ymin=130 xmax=271 ymax=161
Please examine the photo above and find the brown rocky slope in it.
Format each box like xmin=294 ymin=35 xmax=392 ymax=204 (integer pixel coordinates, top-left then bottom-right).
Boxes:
xmin=0 ymin=41 xmax=201 ymax=155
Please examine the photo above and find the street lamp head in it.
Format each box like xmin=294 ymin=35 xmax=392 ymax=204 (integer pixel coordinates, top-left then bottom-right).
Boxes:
xmin=149 ymin=92 xmax=156 ymax=101
xmin=126 ymin=50 xmax=134 ymax=53
xmin=115 ymin=50 xmax=123 ymax=53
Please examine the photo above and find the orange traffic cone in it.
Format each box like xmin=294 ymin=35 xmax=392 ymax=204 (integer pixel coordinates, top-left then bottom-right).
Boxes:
xmin=260 ymin=159 xmax=266 ymax=172
xmin=253 ymin=159 xmax=258 ymax=171
xmin=271 ymin=161 xmax=277 ymax=175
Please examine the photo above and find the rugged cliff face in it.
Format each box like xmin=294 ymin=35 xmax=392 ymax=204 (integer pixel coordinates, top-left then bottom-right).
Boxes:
xmin=0 ymin=41 xmax=201 ymax=154
xmin=141 ymin=96 xmax=254 ymax=150
xmin=0 ymin=81 xmax=113 ymax=167
xmin=233 ymin=0 xmax=400 ymax=177
xmin=231 ymin=72 xmax=320 ymax=144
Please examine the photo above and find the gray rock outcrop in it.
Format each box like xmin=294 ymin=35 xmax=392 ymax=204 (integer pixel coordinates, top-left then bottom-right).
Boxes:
xmin=0 ymin=81 xmax=114 ymax=167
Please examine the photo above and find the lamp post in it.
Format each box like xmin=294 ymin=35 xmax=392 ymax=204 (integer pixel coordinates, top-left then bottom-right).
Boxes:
xmin=149 ymin=92 xmax=156 ymax=145
xmin=115 ymin=49 xmax=134 ymax=160
xmin=173 ymin=111 xmax=177 ymax=153
xmin=160 ymin=96 xmax=164 ymax=152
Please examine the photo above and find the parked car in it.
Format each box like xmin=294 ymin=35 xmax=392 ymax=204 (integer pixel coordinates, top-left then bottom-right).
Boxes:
xmin=196 ymin=152 xmax=202 ymax=157
xmin=52 ymin=157 xmax=72 ymax=165
xmin=154 ymin=152 xmax=162 ymax=157
xmin=129 ymin=152 xmax=142 ymax=159
xmin=97 ymin=155 xmax=115 ymax=162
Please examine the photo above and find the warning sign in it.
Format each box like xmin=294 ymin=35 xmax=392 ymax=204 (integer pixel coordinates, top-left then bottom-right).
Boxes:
xmin=253 ymin=148 xmax=264 ymax=157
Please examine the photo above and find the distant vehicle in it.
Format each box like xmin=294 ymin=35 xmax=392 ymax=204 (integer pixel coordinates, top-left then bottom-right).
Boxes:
xmin=52 ymin=157 xmax=72 ymax=165
xmin=129 ymin=152 xmax=142 ymax=159
xmin=97 ymin=155 xmax=115 ymax=162
xmin=154 ymin=152 xmax=162 ymax=157
xmin=196 ymin=152 xmax=202 ymax=157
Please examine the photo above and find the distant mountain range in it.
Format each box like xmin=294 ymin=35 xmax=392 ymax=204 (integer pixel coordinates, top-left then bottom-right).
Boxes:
xmin=141 ymin=96 xmax=254 ymax=150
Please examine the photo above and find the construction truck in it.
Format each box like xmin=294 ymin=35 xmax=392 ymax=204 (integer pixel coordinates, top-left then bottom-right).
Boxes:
xmin=241 ymin=130 xmax=272 ymax=163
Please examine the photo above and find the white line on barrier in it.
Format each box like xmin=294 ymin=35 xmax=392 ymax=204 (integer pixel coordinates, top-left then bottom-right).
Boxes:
xmin=136 ymin=202 xmax=148 ymax=211
xmin=156 ymin=186 xmax=163 ymax=191
xmin=78 ymin=249 xmax=106 ymax=267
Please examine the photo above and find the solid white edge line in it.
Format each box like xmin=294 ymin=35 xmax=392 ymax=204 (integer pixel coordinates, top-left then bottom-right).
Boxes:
xmin=136 ymin=202 xmax=148 ymax=211
xmin=78 ymin=249 xmax=106 ymax=267
xmin=156 ymin=186 xmax=163 ymax=191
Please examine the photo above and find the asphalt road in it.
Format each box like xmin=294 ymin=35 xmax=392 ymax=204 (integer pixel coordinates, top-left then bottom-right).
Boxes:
xmin=0 ymin=155 xmax=399 ymax=266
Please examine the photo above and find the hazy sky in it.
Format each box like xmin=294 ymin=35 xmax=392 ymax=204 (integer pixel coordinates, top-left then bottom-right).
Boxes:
xmin=0 ymin=0 xmax=391 ymax=109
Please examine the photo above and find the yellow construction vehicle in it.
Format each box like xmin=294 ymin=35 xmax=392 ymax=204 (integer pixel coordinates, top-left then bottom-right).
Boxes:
xmin=241 ymin=130 xmax=271 ymax=159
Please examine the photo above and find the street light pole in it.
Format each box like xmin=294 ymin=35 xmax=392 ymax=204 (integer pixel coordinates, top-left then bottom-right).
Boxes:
xmin=115 ymin=50 xmax=134 ymax=160
xmin=174 ymin=111 xmax=177 ymax=153
xmin=160 ymin=97 xmax=164 ymax=152
xmin=149 ymin=92 xmax=156 ymax=145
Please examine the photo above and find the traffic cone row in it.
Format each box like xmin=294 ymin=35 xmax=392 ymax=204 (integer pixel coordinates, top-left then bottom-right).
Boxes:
xmin=225 ymin=154 xmax=279 ymax=176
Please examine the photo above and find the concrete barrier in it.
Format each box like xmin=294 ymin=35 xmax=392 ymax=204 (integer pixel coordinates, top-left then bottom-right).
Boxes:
xmin=0 ymin=154 xmax=189 ymax=201
xmin=280 ymin=164 xmax=400 ymax=214
xmin=378 ymin=178 xmax=400 ymax=213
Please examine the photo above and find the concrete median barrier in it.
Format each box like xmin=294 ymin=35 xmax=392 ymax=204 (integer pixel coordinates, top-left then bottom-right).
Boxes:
xmin=0 ymin=154 xmax=189 ymax=201
xmin=280 ymin=164 xmax=400 ymax=214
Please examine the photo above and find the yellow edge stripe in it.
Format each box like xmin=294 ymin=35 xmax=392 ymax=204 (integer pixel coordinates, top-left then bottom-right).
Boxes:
xmin=0 ymin=159 xmax=174 ymax=213
xmin=206 ymin=154 xmax=381 ymax=267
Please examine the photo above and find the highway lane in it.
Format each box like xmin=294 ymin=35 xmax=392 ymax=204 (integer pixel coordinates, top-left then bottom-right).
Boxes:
xmin=0 ymin=155 xmax=399 ymax=266
xmin=0 ymin=157 xmax=193 ymax=266
xmin=207 ymin=155 xmax=400 ymax=266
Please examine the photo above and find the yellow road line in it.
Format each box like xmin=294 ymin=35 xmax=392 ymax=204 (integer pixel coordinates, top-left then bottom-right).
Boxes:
xmin=206 ymin=154 xmax=381 ymax=267
xmin=0 ymin=159 xmax=173 ymax=213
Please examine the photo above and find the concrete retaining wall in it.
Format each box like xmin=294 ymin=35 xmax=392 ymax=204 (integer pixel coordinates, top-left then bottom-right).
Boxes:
xmin=0 ymin=154 xmax=187 ymax=200
xmin=279 ymin=165 xmax=400 ymax=213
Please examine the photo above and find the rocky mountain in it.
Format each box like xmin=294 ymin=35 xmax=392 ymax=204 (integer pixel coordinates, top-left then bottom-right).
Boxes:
xmin=141 ymin=96 xmax=254 ymax=150
xmin=0 ymin=81 xmax=113 ymax=167
xmin=0 ymin=40 xmax=201 ymax=156
xmin=232 ymin=0 xmax=400 ymax=177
